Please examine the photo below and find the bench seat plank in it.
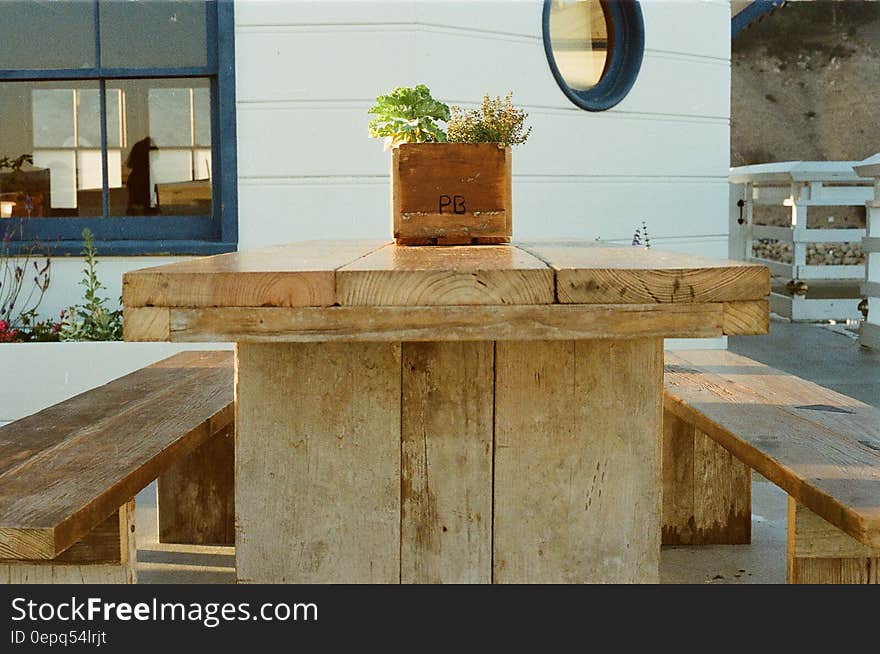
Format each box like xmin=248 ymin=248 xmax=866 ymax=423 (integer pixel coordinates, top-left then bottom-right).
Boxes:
xmin=665 ymin=350 xmax=880 ymax=548
xmin=0 ymin=351 xmax=233 ymax=560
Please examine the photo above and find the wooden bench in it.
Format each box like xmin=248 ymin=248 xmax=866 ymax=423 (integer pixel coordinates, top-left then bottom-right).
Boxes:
xmin=0 ymin=351 xmax=234 ymax=583
xmin=662 ymin=349 xmax=880 ymax=584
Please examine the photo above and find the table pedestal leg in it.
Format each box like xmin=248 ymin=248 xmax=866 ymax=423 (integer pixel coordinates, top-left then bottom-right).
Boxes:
xmin=235 ymin=342 xmax=402 ymax=583
xmin=493 ymin=339 xmax=663 ymax=583
xmin=236 ymin=339 xmax=663 ymax=584
xmin=401 ymin=342 xmax=494 ymax=583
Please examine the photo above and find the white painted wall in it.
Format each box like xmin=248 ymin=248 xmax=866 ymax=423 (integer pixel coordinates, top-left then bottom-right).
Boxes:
xmin=28 ymin=0 xmax=732 ymax=322
xmin=29 ymin=256 xmax=182 ymax=323
xmin=1 ymin=0 xmax=732 ymax=422
xmin=234 ymin=0 xmax=731 ymax=258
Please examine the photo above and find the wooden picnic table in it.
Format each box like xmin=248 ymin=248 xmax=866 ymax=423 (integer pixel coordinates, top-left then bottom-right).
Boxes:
xmin=123 ymin=240 xmax=770 ymax=583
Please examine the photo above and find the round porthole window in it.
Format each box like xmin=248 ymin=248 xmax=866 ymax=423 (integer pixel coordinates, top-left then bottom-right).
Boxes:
xmin=543 ymin=0 xmax=645 ymax=111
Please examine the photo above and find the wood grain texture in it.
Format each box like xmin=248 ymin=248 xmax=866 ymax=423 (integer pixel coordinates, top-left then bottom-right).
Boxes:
xmin=0 ymin=351 xmax=233 ymax=559
xmin=661 ymin=411 xmax=750 ymax=545
xmin=235 ymin=342 xmax=401 ymax=583
xmin=692 ymin=427 xmax=751 ymax=544
xmin=788 ymin=557 xmax=878 ymax=584
xmin=393 ymin=143 xmax=511 ymax=243
xmin=123 ymin=307 xmax=170 ymax=342
xmin=665 ymin=349 xmax=880 ymax=548
xmin=166 ymin=303 xmax=729 ymax=343
xmin=669 ymin=349 xmax=880 ymax=447
xmin=723 ymin=300 xmax=770 ymax=335
xmin=661 ymin=411 xmax=696 ymax=545
xmin=1 ymin=500 xmax=136 ymax=585
xmin=158 ymin=424 xmax=235 ymax=546
xmin=493 ymin=339 xmax=663 ymax=583
xmin=123 ymin=240 xmax=388 ymax=308
xmin=400 ymin=342 xmax=493 ymax=583
xmin=518 ymin=241 xmax=770 ymax=304
xmin=337 ymin=245 xmax=554 ymax=306
xmin=788 ymin=499 xmax=880 ymax=584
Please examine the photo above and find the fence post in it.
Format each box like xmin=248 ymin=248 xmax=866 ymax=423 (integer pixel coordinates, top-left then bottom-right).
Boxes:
xmin=854 ymin=154 xmax=880 ymax=349
xmin=729 ymin=182 xmax=748 ymax=260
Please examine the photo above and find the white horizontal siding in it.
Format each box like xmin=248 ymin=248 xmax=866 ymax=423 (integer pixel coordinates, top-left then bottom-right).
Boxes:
xmin=236 ymin=104 xmax=727 ymax=178
xmin=512 ymin=178 xmax=729 ymax=240
xmin=237 ymin=177 xmax=728 ymax=248
xmin=235 ymin=0 xmax=730 ymax=60
xmin=234 ymin=0 xmax=730 ymax=260
xmin=235 ymin=26 xmax=729 ymax=118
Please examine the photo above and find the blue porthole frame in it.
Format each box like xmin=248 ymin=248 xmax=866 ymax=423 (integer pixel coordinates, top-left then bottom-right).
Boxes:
xmin=542 ymin=0 xmax=645 ymax=112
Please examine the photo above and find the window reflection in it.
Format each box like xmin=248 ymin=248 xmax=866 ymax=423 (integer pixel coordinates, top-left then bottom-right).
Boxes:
xmin=548 ymin=0 xmax=611 ymax=91
xmin=0 ymin=79 xmax=212 ymax=218
xmin=109 ymin=79 xmax=212 ymax=216
xmin=99 ymin=0 xmax=208 ymax=69
xmin=0 ymin=82 xmax=101 ymax=218
xmin=0 ymin=1 xmax=95 ymax=70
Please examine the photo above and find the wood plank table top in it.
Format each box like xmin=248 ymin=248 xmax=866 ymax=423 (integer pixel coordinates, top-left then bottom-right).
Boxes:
xmin=123 ymin=241 xmax=770 ymax=342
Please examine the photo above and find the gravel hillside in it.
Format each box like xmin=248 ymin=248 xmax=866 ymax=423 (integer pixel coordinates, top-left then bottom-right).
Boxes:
xmin=732 ymin=1 xmax=880 ymax=232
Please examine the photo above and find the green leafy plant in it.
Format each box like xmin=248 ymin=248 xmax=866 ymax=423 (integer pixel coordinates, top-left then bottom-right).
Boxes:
xmin=447 ymin=93 xmax=532 ymax=147
xmin=368 ymin=84 xmax=450 ymax=149
xmin=60 ymin=229 xmax=123 ymax=342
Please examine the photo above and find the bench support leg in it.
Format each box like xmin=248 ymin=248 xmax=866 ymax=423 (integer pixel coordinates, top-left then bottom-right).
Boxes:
xmin=158 ymin=425 xmax=235 ymax=545
xmin=0 ymin=500 xmax=136 ymax=584
xmin=787 ymin=499 xmax=880 ymax=584
xmin=661 ymin=410 xmax=751 ymax=545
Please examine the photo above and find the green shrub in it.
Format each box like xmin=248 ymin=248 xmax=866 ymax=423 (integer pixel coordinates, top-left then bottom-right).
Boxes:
xmin=447 ymin=93 xmax=532 ymax=148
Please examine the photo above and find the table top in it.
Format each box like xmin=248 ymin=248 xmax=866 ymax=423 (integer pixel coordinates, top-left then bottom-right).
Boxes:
xmin=122 ymin=240 xmax=770 ymax=343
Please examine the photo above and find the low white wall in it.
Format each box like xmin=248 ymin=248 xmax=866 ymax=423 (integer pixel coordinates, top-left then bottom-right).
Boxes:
xmin=0 ymin=342 xmax=231 ymax=424
xmin=19 ymin=256 xmax=185 ymax=324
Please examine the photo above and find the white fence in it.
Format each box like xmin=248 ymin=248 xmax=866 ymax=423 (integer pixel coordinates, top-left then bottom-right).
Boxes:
xmin=854 ymin=154 xmax=880 ymax=350
xmin=730 ymin=161 xmax=871 ymax=321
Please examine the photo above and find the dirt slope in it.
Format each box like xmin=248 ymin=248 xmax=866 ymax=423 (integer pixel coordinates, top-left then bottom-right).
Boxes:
xmin=732 ymin=1 xmax=880 ymax=166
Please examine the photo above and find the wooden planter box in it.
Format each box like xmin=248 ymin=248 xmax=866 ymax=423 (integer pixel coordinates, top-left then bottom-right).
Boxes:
xmin=392 ymin=142 xmax=512 ymax=245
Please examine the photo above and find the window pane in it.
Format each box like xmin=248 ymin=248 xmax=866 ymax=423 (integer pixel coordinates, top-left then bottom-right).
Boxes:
xmin=107 ymin=78 xmax=212 ymax=216
xmin=548 ymin=0 xmax=610 ymax=91
xmin=77 ymin=89 xmax=122 ymax=148
xmin=0 ymin=1 xmax=95 ymax=70
xmin=99 ymin=0 xmax=208 ymax=69
xmin=193 ymin=87 xmax=211 ymax=146
xmin=32 ymin=89 xmax=76 ymax=147
xmin=149 ymin=88 xmax=192 ymax=146
xmin=0 ymin=81 xmax=101 ymax=217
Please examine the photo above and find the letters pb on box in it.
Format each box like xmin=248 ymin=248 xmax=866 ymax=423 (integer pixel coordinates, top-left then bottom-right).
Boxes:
xmin=391 ymin=142 xmax=512 ymax=245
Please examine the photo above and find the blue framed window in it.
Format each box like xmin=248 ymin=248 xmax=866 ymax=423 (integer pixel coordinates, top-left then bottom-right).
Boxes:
xmin=543 ymin=0 xmax=644 ymax=112
xmin=0 ymin=0 xmax=237 ymax=255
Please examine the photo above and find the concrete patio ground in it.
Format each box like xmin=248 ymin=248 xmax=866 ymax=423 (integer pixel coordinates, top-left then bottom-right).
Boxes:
xmin=133 ymin=319 xmax=880 ymax=584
